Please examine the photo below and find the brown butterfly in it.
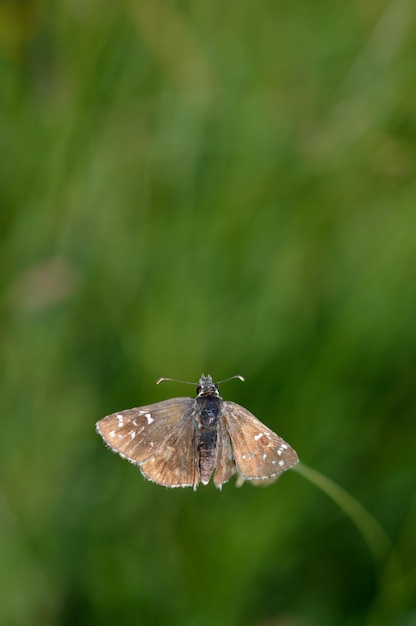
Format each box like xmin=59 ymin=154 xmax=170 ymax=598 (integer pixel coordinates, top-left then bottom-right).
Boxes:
xmin=96 ymin=374 xmax=299 ymax=490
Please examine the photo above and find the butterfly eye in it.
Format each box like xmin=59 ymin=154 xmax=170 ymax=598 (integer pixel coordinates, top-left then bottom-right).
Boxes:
xmin=196 ymin=385 xmax=202 ymax=395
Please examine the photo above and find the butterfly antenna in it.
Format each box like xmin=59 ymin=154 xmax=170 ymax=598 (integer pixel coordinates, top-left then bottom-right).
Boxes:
xmin=156 ymin=377 xmax=197 ymax=385
xmin=215 ymin=375 xmax=245 ymax=385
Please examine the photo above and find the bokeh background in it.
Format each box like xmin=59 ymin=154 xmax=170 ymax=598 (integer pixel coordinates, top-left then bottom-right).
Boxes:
xmin=1 ymin=1 xmax=416 ymax=625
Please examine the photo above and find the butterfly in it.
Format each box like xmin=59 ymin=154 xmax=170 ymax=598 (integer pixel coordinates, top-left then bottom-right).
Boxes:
xmin=96 ymin=374 xmax=299 ymax=490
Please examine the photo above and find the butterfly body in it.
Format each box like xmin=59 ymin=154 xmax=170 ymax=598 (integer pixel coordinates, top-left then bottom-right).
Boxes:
xmin=195 ymin=389 xmax=222 ymax=485
xmin=96 ymin=374 xmax=298 ymax=490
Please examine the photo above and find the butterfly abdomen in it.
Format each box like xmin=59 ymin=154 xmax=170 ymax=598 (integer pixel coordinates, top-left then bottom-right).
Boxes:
xmin=195 ymin=395 xmax=221 ymax=485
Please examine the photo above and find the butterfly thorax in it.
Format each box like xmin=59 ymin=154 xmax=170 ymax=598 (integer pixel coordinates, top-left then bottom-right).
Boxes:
xmin=195 ymin=394 xmax=222 ymax=485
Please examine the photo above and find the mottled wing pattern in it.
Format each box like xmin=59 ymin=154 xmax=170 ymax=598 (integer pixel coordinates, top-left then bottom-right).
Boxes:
xmin=214 ymin=417 xmax=237 ymax=489
xmin=140 ymin=418 xmax=199 ymax=489
xmin=96 ymin=397 xmax=195 ymax=465
xmin=222 ymin=401 xmax=299 ymax=482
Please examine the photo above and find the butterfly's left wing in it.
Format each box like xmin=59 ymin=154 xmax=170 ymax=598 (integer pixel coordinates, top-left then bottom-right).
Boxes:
xmin=96 ymin=397 xmax=201 ymax=489
xmin=222 ymin=401 xmax=299 ymax=483
xmin=96 ymin=397 xmax=195 ymax=465
xmin=139 ymin=418 xmax=200 ymax=489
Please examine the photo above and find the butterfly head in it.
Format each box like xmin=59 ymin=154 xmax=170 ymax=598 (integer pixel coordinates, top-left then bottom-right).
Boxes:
xmin=196 ymin=374 xmax=220 ymax=398
xmin=156 ymin=373 xmax=244 ymax=397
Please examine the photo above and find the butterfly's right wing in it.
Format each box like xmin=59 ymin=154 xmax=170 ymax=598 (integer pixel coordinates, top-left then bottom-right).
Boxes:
xmin=222 ymin=401 xmax=299 ymax=483
xmin=214 ymin=418 xmax=237 ymax=489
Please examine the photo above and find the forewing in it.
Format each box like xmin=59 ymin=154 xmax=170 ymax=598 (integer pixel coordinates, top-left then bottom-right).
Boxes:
xmin=139 ymin=418 xmax=199 ymax=489
xmin=96 ymin=397 xmax=195 ymax=464
xmin=214 ymin=417 xmax=237 ymax=489
xmin=222 ymin=401 xmax=299 ymax=482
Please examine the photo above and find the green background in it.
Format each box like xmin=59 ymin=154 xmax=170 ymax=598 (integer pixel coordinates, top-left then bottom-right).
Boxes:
xmin=1 ymin=1 xmax=415 ymax=625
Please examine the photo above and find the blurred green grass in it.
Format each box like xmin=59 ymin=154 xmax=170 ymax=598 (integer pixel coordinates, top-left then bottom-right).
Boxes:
xmin=1 ymin=1 xmax=416 ymax=625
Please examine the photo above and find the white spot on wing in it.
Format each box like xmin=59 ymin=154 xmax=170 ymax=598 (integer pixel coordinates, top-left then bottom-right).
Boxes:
xmin=254 ymin=433 xmax=264 ymax=441
xmin=145 ymin=413 xmax=154 ymax=424
xmin=109 ymin=430 xmax=116 ymax=438
xmin=279 ymin=459 xmax=285 ymax=467
xmin=262 ymin=453 xmax=267 ymax=460
xmin=129 ymin=430 xmax=136 ymax=440
xmin=116 ymin=414 xmax=124 ymax=427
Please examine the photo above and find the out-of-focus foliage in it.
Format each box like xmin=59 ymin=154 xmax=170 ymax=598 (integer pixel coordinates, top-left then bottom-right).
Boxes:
xmin=1 ymin=1 xmax=415 ymax=625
